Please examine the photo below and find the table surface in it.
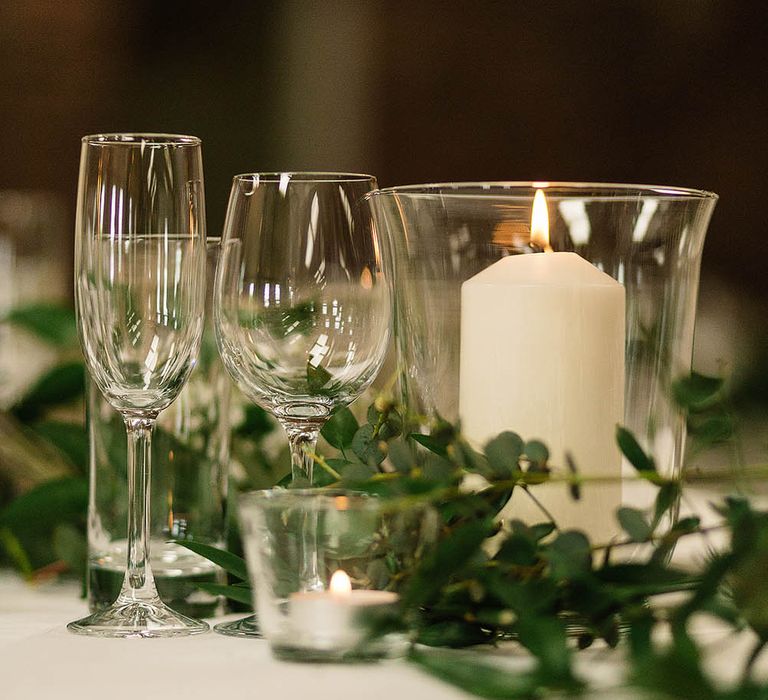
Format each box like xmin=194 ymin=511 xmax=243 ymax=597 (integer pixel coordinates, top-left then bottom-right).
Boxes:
xmin=0 ymin=491 xmax=763 ymax=700
xmin=0 ymin=572 xmax=763 ymax=700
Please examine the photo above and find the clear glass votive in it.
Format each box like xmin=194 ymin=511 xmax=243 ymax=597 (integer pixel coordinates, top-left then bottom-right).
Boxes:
xmin=368 ymin=183 xmax=717 ymax=544
xmin=238 ymin=488 xmax=439 ymax=662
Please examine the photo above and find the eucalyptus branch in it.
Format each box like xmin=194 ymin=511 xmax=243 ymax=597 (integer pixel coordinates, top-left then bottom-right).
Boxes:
xmin=304 ymin=450 xmax=342 ymax=480
xmin=519 ymin=485 xmax=561 ymax=531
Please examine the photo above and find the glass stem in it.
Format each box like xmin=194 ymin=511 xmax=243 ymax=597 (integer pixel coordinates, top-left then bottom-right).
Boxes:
xmin=285 ymin=423 xmax=323 ymax=591
xmin=286 ymin=425 xmax=319 ymax=485
xmin=119 ymin=413 xmax=158 ymax=603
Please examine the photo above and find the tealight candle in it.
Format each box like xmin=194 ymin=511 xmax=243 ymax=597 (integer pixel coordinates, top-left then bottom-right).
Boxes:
xmin=289 ymin=569 xmax=398 ymax=649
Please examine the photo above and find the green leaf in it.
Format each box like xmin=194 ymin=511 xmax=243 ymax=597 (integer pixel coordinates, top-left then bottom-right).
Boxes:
xmin=368 ymin=404 xmax=403 ymax=440
xmin=484 ymin=431 xmax=523 ymax=479
xmin=254 ymin=300 xmax=316 ymax=338
xmin=174 ymin=540 xmax=248 ymax=581
xmin=616 ymin=426 xmax=656 ymax=474
xmin=234 ymin=404 xmax=274 ymax=438
xmin=409 ymin=648 xmax=542 ymax=698
xmin=672 ymin=371 xmax=724 ymax=410
xmin=547 ymin=531 xmax=592 ymax=579
xmin=516 ymin=615 xmax=572 ymax=680
xmin=596 ymin=563 xmax=697 ymax=592
xmin=320 ymin=406 xmax=358 ymax=450
xmin=387 ymin=440 xmax=415 ymax=473
xmin=12 ymin=361 xmax=86 ymax=421
xmin=0 ymin=527 xmax=33 ymax=577
xmin=565 ymin=452 xmax=580 ymax=501
xmin=306 ymin=363 xmax=332 ymax=393
xmin=195 ymin=582 xmax=253 ymax=607
xmin=617 ymin=507 xmax=653 ymax=542
xmin=496 ymin=533 xmax=537 ymax=566
xmin=351 ymin=424 xmax=386 ymax=465
xmin=340 ymin=462 xmax=378 ymax=485
xmin=422 ymin=454 xmax=456 ymax=485
xmin=2 ymin=304 xmax=77 ymax=347
xmin=416 ymin=621 xmax=492 ymax=648
xmin=652 ymin=482 xmax=680 ymax=529
xmin=0 ymin=477 xmax=87 ymax=531
xmin=688 ymin=414 xmax=734 ymax=444
xmin=402 ymin=518 xmax=493 ymax=609
xmin=410 ymin=432 xmax=449 ymax=457
xmin=524 ymin=440 xmax=549 ymax=467
xmin=530 ymin=522 xmax=557 ymax=542
xmin=32 ymin=421 xmax=88 ymax=474
xmin=52 ymin=523 xmax=87 ymax=576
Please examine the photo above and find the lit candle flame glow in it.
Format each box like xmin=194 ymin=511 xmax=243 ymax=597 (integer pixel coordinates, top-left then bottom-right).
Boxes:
xmin=531 ymin=189 xmax=553 ymax=252
xmin=330 ymin=569 xmax=352 ymax=595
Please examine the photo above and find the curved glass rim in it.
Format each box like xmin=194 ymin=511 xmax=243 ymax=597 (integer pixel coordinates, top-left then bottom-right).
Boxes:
xmin=232 ymin=172 xmax=377 ymax=184
xmin=239 ymin=488 xmax=378 ymax=509
xmin=83 ymin=133 xmax=202 ymax=146
xmin=367 ymin=181 xmax=718 ymax=201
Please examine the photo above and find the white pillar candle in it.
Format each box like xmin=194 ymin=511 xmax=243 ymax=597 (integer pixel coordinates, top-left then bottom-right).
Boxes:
xmin=459 ymin=197 xmax=624 ymax=543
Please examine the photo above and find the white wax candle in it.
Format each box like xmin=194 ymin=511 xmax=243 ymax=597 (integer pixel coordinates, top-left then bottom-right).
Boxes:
xmin=459 ymin=251 xmax=625 ymax=542
xmin=289 ymin=570 xmax=398 ymax=649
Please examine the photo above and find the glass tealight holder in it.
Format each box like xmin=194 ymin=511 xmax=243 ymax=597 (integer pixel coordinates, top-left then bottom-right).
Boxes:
xmin=238 ymin=489 xmax=439 ymax=662
xmin=368 ymin=183 xmax=717 ymax=545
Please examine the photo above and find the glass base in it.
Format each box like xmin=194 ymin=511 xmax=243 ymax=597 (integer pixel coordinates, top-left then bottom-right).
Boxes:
xmin=67 ymin=599 xmax=210 ymax=638
xmin=213 ymin=614 xmax=262 ymax=638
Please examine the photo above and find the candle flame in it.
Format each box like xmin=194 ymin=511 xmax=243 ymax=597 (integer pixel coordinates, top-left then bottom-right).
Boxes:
xmin=531 ymin=189 xmax=553 ymax=252
xmin=330 ymin=569 xmax=352 ymax=595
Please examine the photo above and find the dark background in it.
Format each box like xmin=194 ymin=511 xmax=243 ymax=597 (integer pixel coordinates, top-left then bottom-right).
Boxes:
xmin=0 ymin=0 xmax=766 ymax=375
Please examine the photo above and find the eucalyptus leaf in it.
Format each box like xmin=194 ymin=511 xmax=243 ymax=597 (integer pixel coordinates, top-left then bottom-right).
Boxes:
xmin=617 ymin=507 xmax=653 ymax=542
xmin=32 ymin=421 xmax=88 ymax=474
xmin=196 ymin=582 xmax=253 ymax=607
xmin=306 ymin=363 xmax=332 ymax=393
xmin=52 ymin=523 xmax=87 ymax=576
xmin=410 ymin=432 xmax=449 ymax=457
xmin=524 ymin=440 xmax=549 ymax=467
xmin=496 ymin=533 xmax=537 ymax=566
xmin=410 ymin=647 xmax=539 ymax=698
xmin=484 ymin=431 xmax=523 ymax=479
xmin=12 ymin=361 xmax=86 ymax=421
xmin=351 ymin=424 xmax=386 ymax=465
xmin=340 ymin=462 xmax=378 ymax=485
xmin=516 ymin=615 xmax=573 ymax=680
xmin=0 ymin=477 xmax=87 ymax=531
xmin=547 ymin=531 xmax=592 ymax=579
xmin=403 ymin=518 xmax=493 ymax=608
xmin=321 ymin=406 xmax=358 ymax=450
xmin=672 ymin=371 xmax=724 ymax=410
xmin=416 ymin=621 xmax=492 ymax=648
xmin=2 ymin=304 xmax=77 ymax=347
xmin=174 ymin=540 xmax=248 ymax=581
xmin=565 ymin=451 xmax=580 ymax=501
xmin=688 ymin=414 xmax=734 ymax=445
xmin=616 ymin=426 xmax=656 ymax=474
xmin=652 ymin=482 xmax=680 ymax=529
xmin=387 ymin=440 xmax=415 ymax=473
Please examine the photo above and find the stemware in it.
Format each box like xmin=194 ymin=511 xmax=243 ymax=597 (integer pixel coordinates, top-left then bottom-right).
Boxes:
xmin=69 ymin=133 xmax=208 ymax=637
xmin=213 ymin=172 xmax=391 ymax=635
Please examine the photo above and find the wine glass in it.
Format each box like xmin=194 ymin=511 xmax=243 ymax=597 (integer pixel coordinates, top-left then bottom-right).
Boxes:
xmin=69 ymin=134 xmax=208 ymax=637
xmin=213 ymin=172 xmax=391 ymax=636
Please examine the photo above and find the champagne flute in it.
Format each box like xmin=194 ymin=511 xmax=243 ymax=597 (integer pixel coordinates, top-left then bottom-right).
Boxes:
xmin=69 ymin=134 xmax=208 ymax=637
xmin=213 ymin=173 xmax=391 ymax=635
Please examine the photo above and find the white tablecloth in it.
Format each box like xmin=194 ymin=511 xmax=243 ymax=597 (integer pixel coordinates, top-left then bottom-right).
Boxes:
xmin=0 ymin=575 xmax=472 ymax=700
xmin=0 ymin=488 xmax=763 ymax=700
